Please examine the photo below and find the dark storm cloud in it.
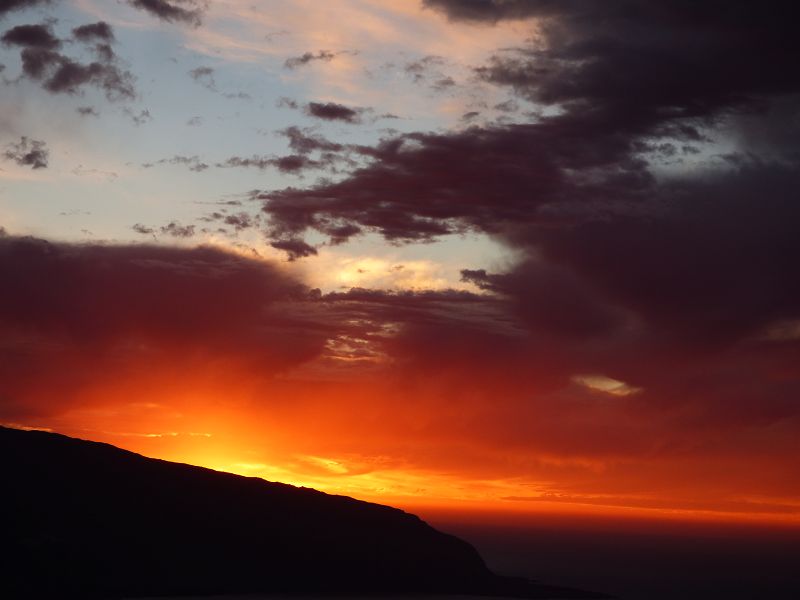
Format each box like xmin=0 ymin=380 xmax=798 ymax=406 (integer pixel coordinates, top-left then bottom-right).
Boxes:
xmin=250 ymin=0 xmax=800 ymax=442
xmin=271 ymin=127 xmax=359 ymax=174
xmin=72 ymin=21 xmax=114 ymax=43
xmin=259 ymin=0 xmax=800 ymax=323
xmin=311 ymin=286 xmax=535 ymax=390
xmin=0 ymin=236 xmax=319 ymax=417
xmin=219 ymin=154 xmax=325 ymax=174
xmin=278 ymin=126 xmax=343 ymax=154
xmin=0 ymin=1 xmax=208 ymax=27
xmin=0 ymin=234 xmax=528 ymax=423
xmin=269 ymin=154 xmax=325 ymax=173
xmin=268 ymin=147 xmax=800 ymax=350
xmin=460 ymin=262 xmax=625 ymax=340
xmin=422 ymin=0 xmax=551 ymax=21
xmin=91 ymin=41 xmax=113 ymax=62
xmin=261 ymin=135 xmax=800 ymax=349
xmin=269 ymin=238 xmax=318 ymax=260
xmin=305 ymin=101 xmax=362 ymax=123
xmin=37 ymin=53 xmax=134 ymax=98
xmin=284 ymin=50 xmax=335 ymax=69
xmin=530 ymin=164 xmax=800 ymax=346
xmin=0 ymin=0 xmax=51 ymax=18
xmin=1 ymin=23 xmax=59 ymax=49
xmin=455 ymin=1 xmax=800 ymax=126
xmin=3 ymin=20 xmax=135 ymax=100
xmin=3 ymin=136 xmax=48 ymax=169
xmin=127 ymin=0 xmax=206 ymax=26
xmin=424 ymin=0 xmax=791 ymax=26
xmin=259 ymin=118 xmax=650 ymax=243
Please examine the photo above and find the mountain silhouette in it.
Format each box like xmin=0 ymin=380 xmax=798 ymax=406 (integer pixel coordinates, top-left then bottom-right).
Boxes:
xmin=2 ymin=426 xmax=607 ymax=598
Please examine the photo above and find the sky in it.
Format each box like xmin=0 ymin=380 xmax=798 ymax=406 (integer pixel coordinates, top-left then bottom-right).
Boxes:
xmin=1 ymin=0 xmax=800 ymax=529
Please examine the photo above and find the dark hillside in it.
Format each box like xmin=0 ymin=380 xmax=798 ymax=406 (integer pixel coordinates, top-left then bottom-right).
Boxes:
xmin=1 ymin=426 xmax=605 ymax=599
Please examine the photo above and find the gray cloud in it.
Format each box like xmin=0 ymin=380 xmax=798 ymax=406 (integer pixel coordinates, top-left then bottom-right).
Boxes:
xmin=0 ymin=0 xmax=52 ymax=18
xmin=127 ymin=0 xmax=207 ymax=26
xmin=1 ymin=23 xmax=60 ymax=49
xmin=3 ymin=136 xmax=48 ymax=169
xmin=284 ymin=50 xmax=335 ymax=70
xmin=3 ymin=20 xmax=135 ymax=100
xmin=305 ymin=101 xmax=363 ymax=123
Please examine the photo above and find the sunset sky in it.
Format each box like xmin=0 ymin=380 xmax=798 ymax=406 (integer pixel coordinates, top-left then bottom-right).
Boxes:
xmin=2 ymin=0 xmax=800 ymax=528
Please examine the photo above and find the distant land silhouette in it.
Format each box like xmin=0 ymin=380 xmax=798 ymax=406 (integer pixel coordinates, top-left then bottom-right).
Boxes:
xmin=1 ymin=426 xmax=607 ymax=599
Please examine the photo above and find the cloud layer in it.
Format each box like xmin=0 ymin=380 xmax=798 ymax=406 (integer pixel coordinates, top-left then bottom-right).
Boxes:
xmin=1 ymin=0 xmax=799 ymax=520
xmin=241 ymin=0 xmax=800 ymax=512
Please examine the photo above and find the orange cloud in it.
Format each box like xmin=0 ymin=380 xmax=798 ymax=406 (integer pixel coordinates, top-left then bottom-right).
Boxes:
xmin=1 ymin=235 xmax=799 ymax=528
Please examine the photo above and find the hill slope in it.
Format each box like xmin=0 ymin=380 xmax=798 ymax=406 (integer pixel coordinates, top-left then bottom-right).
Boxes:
xmin=1 ymin=426 xmax=604 ymax=598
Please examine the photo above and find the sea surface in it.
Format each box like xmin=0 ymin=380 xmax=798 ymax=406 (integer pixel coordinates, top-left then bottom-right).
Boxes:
xmin=428 ymin=514 xmax=800 ymax=600
xmin=130 ymin=516 xmax=800 ymax=600
xmin=140 ymin=597 xmax=517 ymax=600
